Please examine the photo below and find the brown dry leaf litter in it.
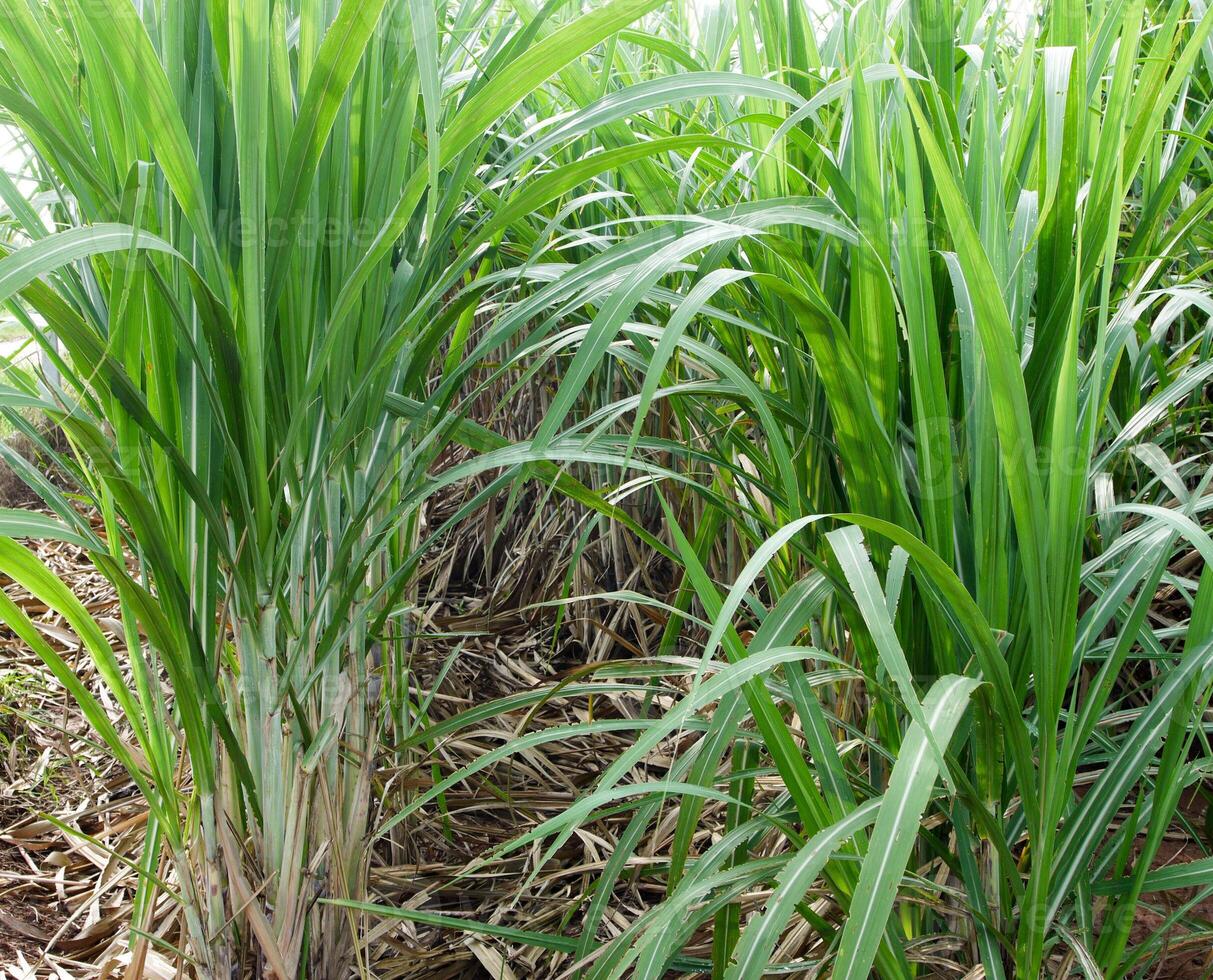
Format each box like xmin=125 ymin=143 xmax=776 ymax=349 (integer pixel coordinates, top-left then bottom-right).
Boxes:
xmin=0 ymin=525 xmax=176 ymax=979
xmin=1 ymin=485 xmax=1212 ymax=978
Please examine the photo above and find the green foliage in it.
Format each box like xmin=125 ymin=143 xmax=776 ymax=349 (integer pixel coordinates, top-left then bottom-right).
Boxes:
xmin=0 ymin=0 xmax=1211 ymax=977
xmin=0 ymin=0 xmax=664 ymax=973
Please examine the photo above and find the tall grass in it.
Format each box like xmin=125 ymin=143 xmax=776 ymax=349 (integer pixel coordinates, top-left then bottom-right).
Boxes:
xmin=351 ymin=0 xmax=1213 ymax=976
xmin=0 ymin=0 xmax=664 ymax=973
xmin=0 ymin=0 xmax=1211 ymax=977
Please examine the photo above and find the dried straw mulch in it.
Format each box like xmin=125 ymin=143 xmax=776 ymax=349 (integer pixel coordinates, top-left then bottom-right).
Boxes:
xmin=2 ymin=467 xmax=1211 ymax=978
xmin=0 ymin=467 xmax=701 ymax=979
xmin=0 ymin=523 xmax=166 ymax=979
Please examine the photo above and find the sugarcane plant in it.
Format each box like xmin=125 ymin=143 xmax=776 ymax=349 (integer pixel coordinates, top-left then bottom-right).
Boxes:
xmin=1 ymin=0 xmax=1212 ymax=976
xmin=338 ymin=0 xmax=1213 ymax=976
xmin=0 ymin=0 xmax=671 ymax=975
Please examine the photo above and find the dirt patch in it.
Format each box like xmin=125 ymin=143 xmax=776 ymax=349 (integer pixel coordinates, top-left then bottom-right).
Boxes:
xmin=0 ymin=423 xmax=70 ymax=511
xmin=1124 ymin=830 xmax=1213 ymax=979
xmin=0 ymin=819 xmax=65 ymax=970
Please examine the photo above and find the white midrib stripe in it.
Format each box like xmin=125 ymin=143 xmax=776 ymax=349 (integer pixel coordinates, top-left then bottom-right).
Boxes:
xmin=836 ymin=682 xmax=957 ymax=978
